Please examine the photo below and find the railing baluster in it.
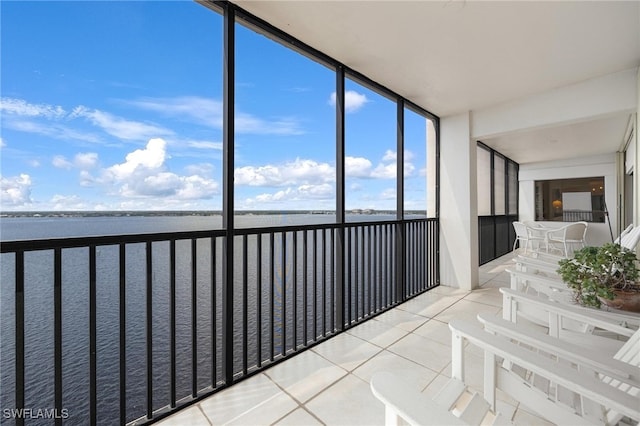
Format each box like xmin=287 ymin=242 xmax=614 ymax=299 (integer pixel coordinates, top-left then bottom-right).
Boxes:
xmin=192 ymin=239 xmax=198 ymax=397
xmin=354 ymin=227 xmax=359 ymax=320
xmin=256 ymin=234 xmax=262 ymax=367
xmin=370 ymin=226 xmax=375 ymax=314
xmin=281 ymin=231 xmax=287 ymax=356
xmin=54 ymin=248 xmax=62 ymax=426
xmin=119 ymin=244 xmax=127 ymax=424
xmin=312 ymin=229 xmax=317 ymax=339
xmin=90 ymin=245 xmax=97 ymax=426
xmin=242 ymin=235 xmax=248 ymax=374
xmin=376 ymin=225 xmax=381 ymax=312
xmin=211 ymin=237 xmax=217 ymax=385
xmin=292 ymin=231 xmax=298 ymax=349
xmin=170 ymin=240 xmax=176 ymax=407
xmin=145 ymin=241 xmax=153 ymax=419
xmin=321 ymin=229 xmax=326 ymax=337
xmin=420 ymin=222 xmax=424 ymax=290
xmin=302 ymin=230 xmax=308 ymax=345
xmin=330 ymin=228 xmax=335 ymax=332
xmin=359 ymin=227 xmax=364 ymax=319
xmin=270 ymin=232 xmax=275 ymax=361
xmin=15 ymin=250 xmax=24 ymax=426
xmin=347 ymin=227 xmax=352 ymax=324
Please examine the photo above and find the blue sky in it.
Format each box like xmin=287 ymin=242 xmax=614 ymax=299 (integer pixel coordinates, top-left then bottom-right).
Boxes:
xmin=1 ymin=1 xmax=431 ymax=212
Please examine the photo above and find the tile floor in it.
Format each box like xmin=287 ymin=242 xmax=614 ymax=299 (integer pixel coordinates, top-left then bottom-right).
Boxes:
xmin=158 ymin=251 xmax=555 ymax=426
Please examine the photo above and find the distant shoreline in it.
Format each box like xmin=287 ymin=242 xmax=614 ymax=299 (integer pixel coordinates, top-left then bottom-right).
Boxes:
xmin=0 ymin=210 xmax=424 ymax=218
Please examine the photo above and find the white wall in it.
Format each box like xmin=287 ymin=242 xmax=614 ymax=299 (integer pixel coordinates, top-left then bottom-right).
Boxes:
xmin=519 ymin=154 xmax=617 ymax=246
xmin=440 ymin=112 xmax=479 ymax=290
xmin=635 ymin=67 xmax=640 ymax=226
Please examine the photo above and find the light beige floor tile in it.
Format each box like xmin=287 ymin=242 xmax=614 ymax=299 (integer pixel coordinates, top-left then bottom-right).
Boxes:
xmin=312 ymin=332 xmax=381 ymax=371
xmin=347 ymin=317 xmax=409 ymax=348
xmin=422 ymin=373 xmax=452 ymax=398
xmin=444 ymin=351 xmax=485 ymax=393
xmin=159 ymin=405 xmax=212 ymax=426
xmin=407 ymin=294 xmax=462 ymax=318
xmin=433 ymin=299 xmax=501 ymax=324
xmin=352 ymin=349 xmax=438 ymax=390
xmin=512 ymin=406 xmax=556 ymax=426
xmin=265 ymin=349 xmax=347 ymax=403
xmin=199 ymin=373 xmax=284 ymax=424
xmin=429 ymin=285 xmax=470 ymax=297
xmin=374 ymin=308 xmax=429 ymax=332
xmin=227 ymin=391 xmax=298 ymax=426
xmin=306 ymin=374 xmax=384 ymax=425
xmin=387 ymin=332 xmax=451 ymax=373
xmin=480 ymin=279 xmax=509 ymax=289
xmin=463 ymin=286 xmax=503 ymax=307
xmin=274 ymin=408 xmax=322 ymax=425
xmin=413 ymin=319 xmax=453 ymax=346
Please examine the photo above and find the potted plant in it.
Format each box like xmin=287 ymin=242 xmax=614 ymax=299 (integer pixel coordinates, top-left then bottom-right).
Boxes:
xmin=557 ymin=243 xmax=640 ymax=312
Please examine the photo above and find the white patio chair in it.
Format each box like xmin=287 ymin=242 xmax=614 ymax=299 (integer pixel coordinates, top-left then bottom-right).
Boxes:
xmin=513 ymin=221 xmax=548 ymax=253
xmin=546 ymin=221 xmax=588 ymax=257
xmin=449 ymin=317 xmax=640 ymax=425
xmin=617 ymin=225 xmax=640 ymax=251
xmin=512 ymin=221 xmax=530 ymax=252
xmin=371 ymin=372 xmax=512 ymax=425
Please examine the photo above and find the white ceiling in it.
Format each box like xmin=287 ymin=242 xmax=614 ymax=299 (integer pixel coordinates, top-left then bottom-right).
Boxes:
xmin=233 ymin=0 xmax=640 ymax=164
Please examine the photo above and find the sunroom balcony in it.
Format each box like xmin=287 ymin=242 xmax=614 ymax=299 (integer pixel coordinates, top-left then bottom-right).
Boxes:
xmin=157 ymin=254 xmax=555 ymax=426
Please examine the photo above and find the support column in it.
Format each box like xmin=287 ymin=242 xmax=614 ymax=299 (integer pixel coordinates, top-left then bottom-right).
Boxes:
xmin=439 ymin=112 xmax=479 ymax=290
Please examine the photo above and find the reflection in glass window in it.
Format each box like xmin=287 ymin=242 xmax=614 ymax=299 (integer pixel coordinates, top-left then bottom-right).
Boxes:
xmin=508 ymin=161 xmax=518 ymax=215
xmin=535 ymin=177 xmax=605 ymax=222
xmin=494 ymin=155 xmax=506 ymax=215
xmin=477 ymin=146 xmax=492 ymax=216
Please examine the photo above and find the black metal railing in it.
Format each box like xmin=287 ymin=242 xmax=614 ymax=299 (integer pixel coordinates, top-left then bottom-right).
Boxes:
xmin=478 ymin=215 xmax=517 ymax=265
xmin=0 ymin=218 xmax=438 ymax=425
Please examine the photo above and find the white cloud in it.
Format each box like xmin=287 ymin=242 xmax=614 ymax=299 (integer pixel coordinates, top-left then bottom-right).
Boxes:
xmin=329 ymin=90 xmax=369 ymax=113
xmin=0 ymin=97 xmax=66 ymax=119
xmin=1 ymin=174 xmax=33 ymax=207
xmin=235 ymin=158 xmax=334 ymax=187
xmin=185 ymin=163 xmax=215 ymax=176
xmin=380 ymin=188 xmax=396 ymax=200
xmin=128 ymin=95 xmax=303 ymax=135
xmin=74 ymin=152 xmax=98 ymax=169
xmin=106 ymin=138 xmax=167 ymax=180
xmin=382 ymin=150 xmax=396 ymax=162
xmin=371 ymin=162 xmax=396 ymax=179
xmin=235 ymin=112 xmax=304 ymax=135
xmin=4 ymin=118 xmax=102 ymax=144
xmin=127 ymin=96 xmax=222 ymax=127
xmin=53 ymin=152 xmax=99 ymax=170
xmin=0 ymin=137 xmax=5 ymax=148
xmin=50 ymin=194 xmax=89 ymax=210
xmin=249 ymin=183 xmax=334 ymax=205
xmin=100 ymin=138 xmax=219 ymax=200
xmin=187 ymin=140 xmax=223 ymax=150
xmin=71 ymin=106 xmax=173 ymax=141
xmin=370 ymin=150 xmax=416 ymax=179
xmin=52 ymin=155 xmax=73 ymax=169
xmin=28 ymin=159 xmax=41 ymax=168
xmin=345 ymin=156 xmax=373 ymax=177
